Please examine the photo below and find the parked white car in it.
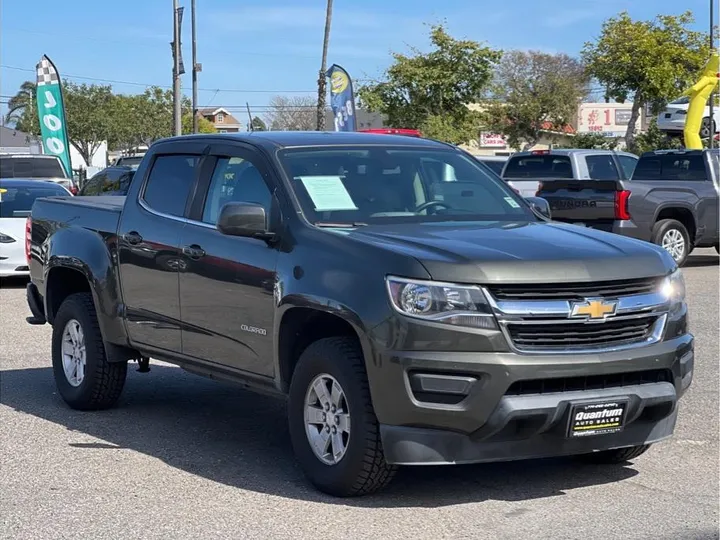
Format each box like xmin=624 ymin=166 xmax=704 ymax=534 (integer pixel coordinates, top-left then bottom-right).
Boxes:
xmin=656 ymin=96 xmax=720 ymax=138
xmin=0 ymin=179 xmax=72 ymax=277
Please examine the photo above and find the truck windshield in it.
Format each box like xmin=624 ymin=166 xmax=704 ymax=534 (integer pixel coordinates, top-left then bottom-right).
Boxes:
xmin=0 ymin=183 xmax=69 ymax=217
xmin=0 ymin=156 xmax=67 ymax=179
xmin=277 ymin=146 xmax=534 ymax=225
xmin=503 ymin=154 xmax=573 ymax=178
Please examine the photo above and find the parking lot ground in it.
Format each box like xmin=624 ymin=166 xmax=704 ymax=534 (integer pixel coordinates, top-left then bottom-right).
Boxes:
xmin=1 ymin=249 xmax=718 ymax=540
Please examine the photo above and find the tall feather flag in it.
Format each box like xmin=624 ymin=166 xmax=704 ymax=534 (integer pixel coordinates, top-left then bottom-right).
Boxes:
xmin=35 ymin=55 xmax=72 ymax=176
xmin=326 ymin=64 xmax=357 ymax=132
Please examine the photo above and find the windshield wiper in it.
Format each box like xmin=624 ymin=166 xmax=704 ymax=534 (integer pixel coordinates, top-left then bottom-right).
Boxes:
xmin=314 ymin=221 xmax=368 ymax=228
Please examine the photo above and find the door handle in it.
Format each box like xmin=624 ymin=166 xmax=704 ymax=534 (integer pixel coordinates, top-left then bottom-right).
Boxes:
xmin=182 ymin=244 xmax=205 ymax=259
xmin=123 ymin=231 xmax=143 ymax=245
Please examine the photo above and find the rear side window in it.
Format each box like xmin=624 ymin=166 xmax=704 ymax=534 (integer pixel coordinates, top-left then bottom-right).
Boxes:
xmin=80 ymin=174 xmax=106 ymax=196
xmin=585 ymin=155 xmax=620 ymax=180
xmin=632 ymin=154 xmax=707 ymax=181
xmin=618 ymin=155 xmax=638 ymax=179
xmin=503 ymin=155 xmax=573 ymax=178
xmin=142 ymin=155 xmax=199 ymax=216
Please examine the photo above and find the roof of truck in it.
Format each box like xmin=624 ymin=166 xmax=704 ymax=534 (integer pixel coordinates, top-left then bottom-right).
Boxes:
xmin=510 ymin=149 xmax=638 ymax=158
xmin=157 ymin=131 xmax=451 ymax=150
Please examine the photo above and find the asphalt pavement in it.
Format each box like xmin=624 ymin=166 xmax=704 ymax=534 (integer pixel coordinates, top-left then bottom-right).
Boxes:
xmin=1 ymin=249 xmax=718 ymax=540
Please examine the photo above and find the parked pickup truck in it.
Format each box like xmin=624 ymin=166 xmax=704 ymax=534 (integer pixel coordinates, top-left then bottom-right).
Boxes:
xmin=502 ymin=149 xmax=639 ymax=197
xmin=537 ymin=149 xmax=720 ymax=266
xmin=26 ymin=132 xmax=693 ymax=496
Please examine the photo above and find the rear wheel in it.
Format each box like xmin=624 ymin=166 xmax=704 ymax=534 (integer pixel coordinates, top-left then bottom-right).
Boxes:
xmin=652 ymin=219 xmax=690 ymax=266
xmin=580 ymin=444 xmax=650 ymax=464
xmin=288 ymin=337 xmax=396 ymax=497
xmin=52 ymin=292 xmax=127 ymax=410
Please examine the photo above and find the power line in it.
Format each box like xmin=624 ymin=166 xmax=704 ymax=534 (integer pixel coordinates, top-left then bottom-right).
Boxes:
xmin=0 ymin=65 xmax=316 ymax=94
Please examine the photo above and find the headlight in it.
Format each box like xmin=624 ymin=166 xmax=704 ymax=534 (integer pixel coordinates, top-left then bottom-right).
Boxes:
xmin=0 ymin=232 xmax=16 ymax=243
xmin=386 ymin=276 xmax=497 ymax=329
xmin=660 ymin=268 xmax=686 ymax=305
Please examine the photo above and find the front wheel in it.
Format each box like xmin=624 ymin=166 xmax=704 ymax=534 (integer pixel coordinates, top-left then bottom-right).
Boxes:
xmin=52 ymin=292 xmax=127 ymax=410
xmin=652 ymin=219 xmax=691 ymax=266
xmin=288 ymin=337 xmax=397 ymax=497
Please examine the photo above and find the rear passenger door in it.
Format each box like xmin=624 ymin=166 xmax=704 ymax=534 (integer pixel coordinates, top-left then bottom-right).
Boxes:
xmin=117 ymin=146 xmax=205 ymax=354
xmin=178 ymin=144 xmax=279 ymax=377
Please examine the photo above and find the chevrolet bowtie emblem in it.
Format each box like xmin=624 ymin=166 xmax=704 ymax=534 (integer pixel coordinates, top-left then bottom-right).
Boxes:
xmin=570 ymin=299 xmax=617 ymax=319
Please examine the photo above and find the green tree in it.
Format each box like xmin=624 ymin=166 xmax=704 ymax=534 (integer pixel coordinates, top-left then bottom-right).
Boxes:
xmin=63 ymin=82 xmax=116 ymax=166
xmin=4 ymin=81 xmax=39 ymax=135
xmin=182 ymin=113 xmax=217 ymax=134
xmin=358 ymin=25 xmax=501 ymax=144
xmin=485 ymin=50 xmax=590 ymax=149
xmin=558 ymin=132 xmax=620 ymax=150
xmin=630 ymin=119 xmax=684 ymax=155
xmin=582 ymin=11 xmax=710 ymax=150
xmin=250 ymin=116 xmax=267 ymax=131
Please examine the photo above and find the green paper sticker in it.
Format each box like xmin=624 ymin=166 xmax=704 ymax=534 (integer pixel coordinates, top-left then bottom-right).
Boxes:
xmin=504 ymin=196 xmax=521 ymax=208
xmin=299 ymin=176 xmax=358 ymax=212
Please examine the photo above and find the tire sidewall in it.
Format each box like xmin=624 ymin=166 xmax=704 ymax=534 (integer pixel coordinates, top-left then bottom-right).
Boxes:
xmin=288 ymin=340 xmax=375 ymax=495
xmin=653 ymin=220 xmax=690 ymax=266
xmin=52 ymin=296 xmax=103 ymax=406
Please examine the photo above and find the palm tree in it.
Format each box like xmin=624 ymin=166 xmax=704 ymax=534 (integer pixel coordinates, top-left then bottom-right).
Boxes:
xmin=316 ymin=0 xmax=333 ymax=130
xmin=5 ymin=81 xmax=39 ymax=135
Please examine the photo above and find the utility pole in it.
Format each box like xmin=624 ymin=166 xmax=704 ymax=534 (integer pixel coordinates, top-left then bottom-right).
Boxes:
xmin=172 ymin=0 xmax=182 ymax=136
xmin=316 ymin=0 xmax=333 ymax=131
xmin=709 ymin=0 xmax=715 ymax=149
xmin=191 ymin=0 xmax=199 ymax=133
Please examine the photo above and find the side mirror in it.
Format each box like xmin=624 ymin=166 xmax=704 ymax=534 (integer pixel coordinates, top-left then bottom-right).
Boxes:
xmin=526 ymin=196 xmax=551 ymax=220
xmin=217 ymin=202 xmax=272 ymax=239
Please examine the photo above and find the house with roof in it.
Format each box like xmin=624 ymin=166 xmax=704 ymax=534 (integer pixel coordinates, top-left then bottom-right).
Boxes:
xmin=198 ymin=107 xmax=243 ymax=133
xmin=0 ymin=126 xmax=41 ymax=154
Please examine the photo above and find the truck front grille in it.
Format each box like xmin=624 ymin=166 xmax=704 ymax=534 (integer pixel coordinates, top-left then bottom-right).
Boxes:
xmin=487 ymin=277 xmax=662 ymax=301
xmin=505 ymin=368 xmax=674 ymax=396
xmin=507 ymin=315 xmax=659 ymax=350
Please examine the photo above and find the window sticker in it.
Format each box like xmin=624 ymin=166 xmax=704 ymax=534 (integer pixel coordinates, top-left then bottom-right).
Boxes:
xmin=298 ymin=176 xmax=358 ymax=212
xmin=504 ymin=196 xmax=520 ymax=208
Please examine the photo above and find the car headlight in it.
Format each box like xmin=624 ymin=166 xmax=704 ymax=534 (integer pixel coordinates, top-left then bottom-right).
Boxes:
xmin=660 ymin=268 xmax=685 ymax=305
xmin=0 ymin=232 xmax=16 ymax=243
xmin=386 ymin=276 xmax=497 ymax=329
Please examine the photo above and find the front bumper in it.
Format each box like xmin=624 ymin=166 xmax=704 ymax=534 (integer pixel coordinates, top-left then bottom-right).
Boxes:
xmin=368 ymin=332 xmax=693 ymax=465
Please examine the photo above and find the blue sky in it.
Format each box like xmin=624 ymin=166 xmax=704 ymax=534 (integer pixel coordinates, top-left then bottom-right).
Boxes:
xmin=0 ymin=0 xmax=715 ymax=120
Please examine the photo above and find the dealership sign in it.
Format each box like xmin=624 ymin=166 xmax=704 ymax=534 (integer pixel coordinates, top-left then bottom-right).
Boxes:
xmin=577 ymin=103 xmax=637 ymax=138
xmin=479 ymin=132 xmax=507 ymax=147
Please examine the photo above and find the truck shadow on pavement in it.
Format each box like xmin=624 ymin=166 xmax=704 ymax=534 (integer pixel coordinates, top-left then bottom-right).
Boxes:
xmin=2 ymin=364 xmax=640 ymax=507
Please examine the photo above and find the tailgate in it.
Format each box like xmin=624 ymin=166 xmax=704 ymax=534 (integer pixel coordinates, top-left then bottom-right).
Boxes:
xmin=537 ymin=179 xmax=621 ymax=226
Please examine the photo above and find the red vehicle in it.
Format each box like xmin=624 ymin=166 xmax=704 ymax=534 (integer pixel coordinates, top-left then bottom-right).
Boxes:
xmin=357 ymin=128 xmax=422 ymax=137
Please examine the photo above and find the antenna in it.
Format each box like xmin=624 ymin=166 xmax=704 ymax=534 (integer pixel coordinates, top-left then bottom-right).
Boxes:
xmin=246 ymin=102 xmax=254 ymax=132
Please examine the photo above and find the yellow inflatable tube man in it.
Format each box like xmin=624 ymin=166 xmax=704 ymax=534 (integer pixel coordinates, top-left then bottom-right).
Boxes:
xmin=683 ymin=52 xmax=719 ymax=150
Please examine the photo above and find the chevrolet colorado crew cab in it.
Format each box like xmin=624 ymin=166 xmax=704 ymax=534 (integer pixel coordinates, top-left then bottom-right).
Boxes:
xmin=26 ymin=132 xmax=693 ymax=497
xmin=537 ymin=149 xmax=720 ymax=266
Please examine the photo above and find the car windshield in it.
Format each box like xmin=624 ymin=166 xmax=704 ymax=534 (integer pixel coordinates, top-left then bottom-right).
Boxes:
xmin=277 ymin=146 xmax=534 ymax=225
xmin=0 ymin=183 xmax=69 ymax=217
xmin=0 ymin=156 xmax=67 ymax=179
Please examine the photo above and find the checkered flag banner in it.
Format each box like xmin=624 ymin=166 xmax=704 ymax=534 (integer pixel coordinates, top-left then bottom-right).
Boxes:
xmin=36 ymin=56 xmax=59 ymax=86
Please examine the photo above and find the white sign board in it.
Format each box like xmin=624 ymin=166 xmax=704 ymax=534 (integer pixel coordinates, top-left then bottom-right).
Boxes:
xmin=479 ymin=132 xmax=507 ymax=148
xmin=577 ymin=103 xmax=637 ymax=137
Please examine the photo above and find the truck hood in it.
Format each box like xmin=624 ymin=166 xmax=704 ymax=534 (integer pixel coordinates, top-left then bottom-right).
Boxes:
xmin=339 ymin=221 xmax=674 ymax=284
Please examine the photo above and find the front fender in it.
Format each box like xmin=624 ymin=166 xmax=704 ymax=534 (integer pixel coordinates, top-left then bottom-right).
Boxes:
xmin=44 ymin=226 xmax=127 ymax=345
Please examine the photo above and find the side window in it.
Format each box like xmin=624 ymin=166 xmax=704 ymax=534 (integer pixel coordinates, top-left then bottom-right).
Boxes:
xmin=142 ymin=155 xmax=199 ymax=216
xmin=118 ymin=172 xmax=134 ymax=194
xmin=618 ymin=156 xmax=638 ymax=179
xmin=81 ymin=174 xmax=105 ymax=195
xmin=586 ymin=155 xmax=620 ymax=180
xmin=201 ymin=156 xmax=272 ymax=225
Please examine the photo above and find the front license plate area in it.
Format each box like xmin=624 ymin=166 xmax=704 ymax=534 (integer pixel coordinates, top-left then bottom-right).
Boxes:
xmin=568 ymin=400 xmax=628 ymax=438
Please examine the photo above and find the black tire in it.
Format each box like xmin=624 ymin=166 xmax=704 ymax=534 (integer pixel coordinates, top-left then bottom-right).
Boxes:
xmin=288 ymin=336 xmax=397 ymax=497
xmin=580 ymin=444 xmax=650 ymax=464
xmin=52 ymin=292 xmax=127 ymax=410
xmin=651 ymin=219 xmax=691 ymax=267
